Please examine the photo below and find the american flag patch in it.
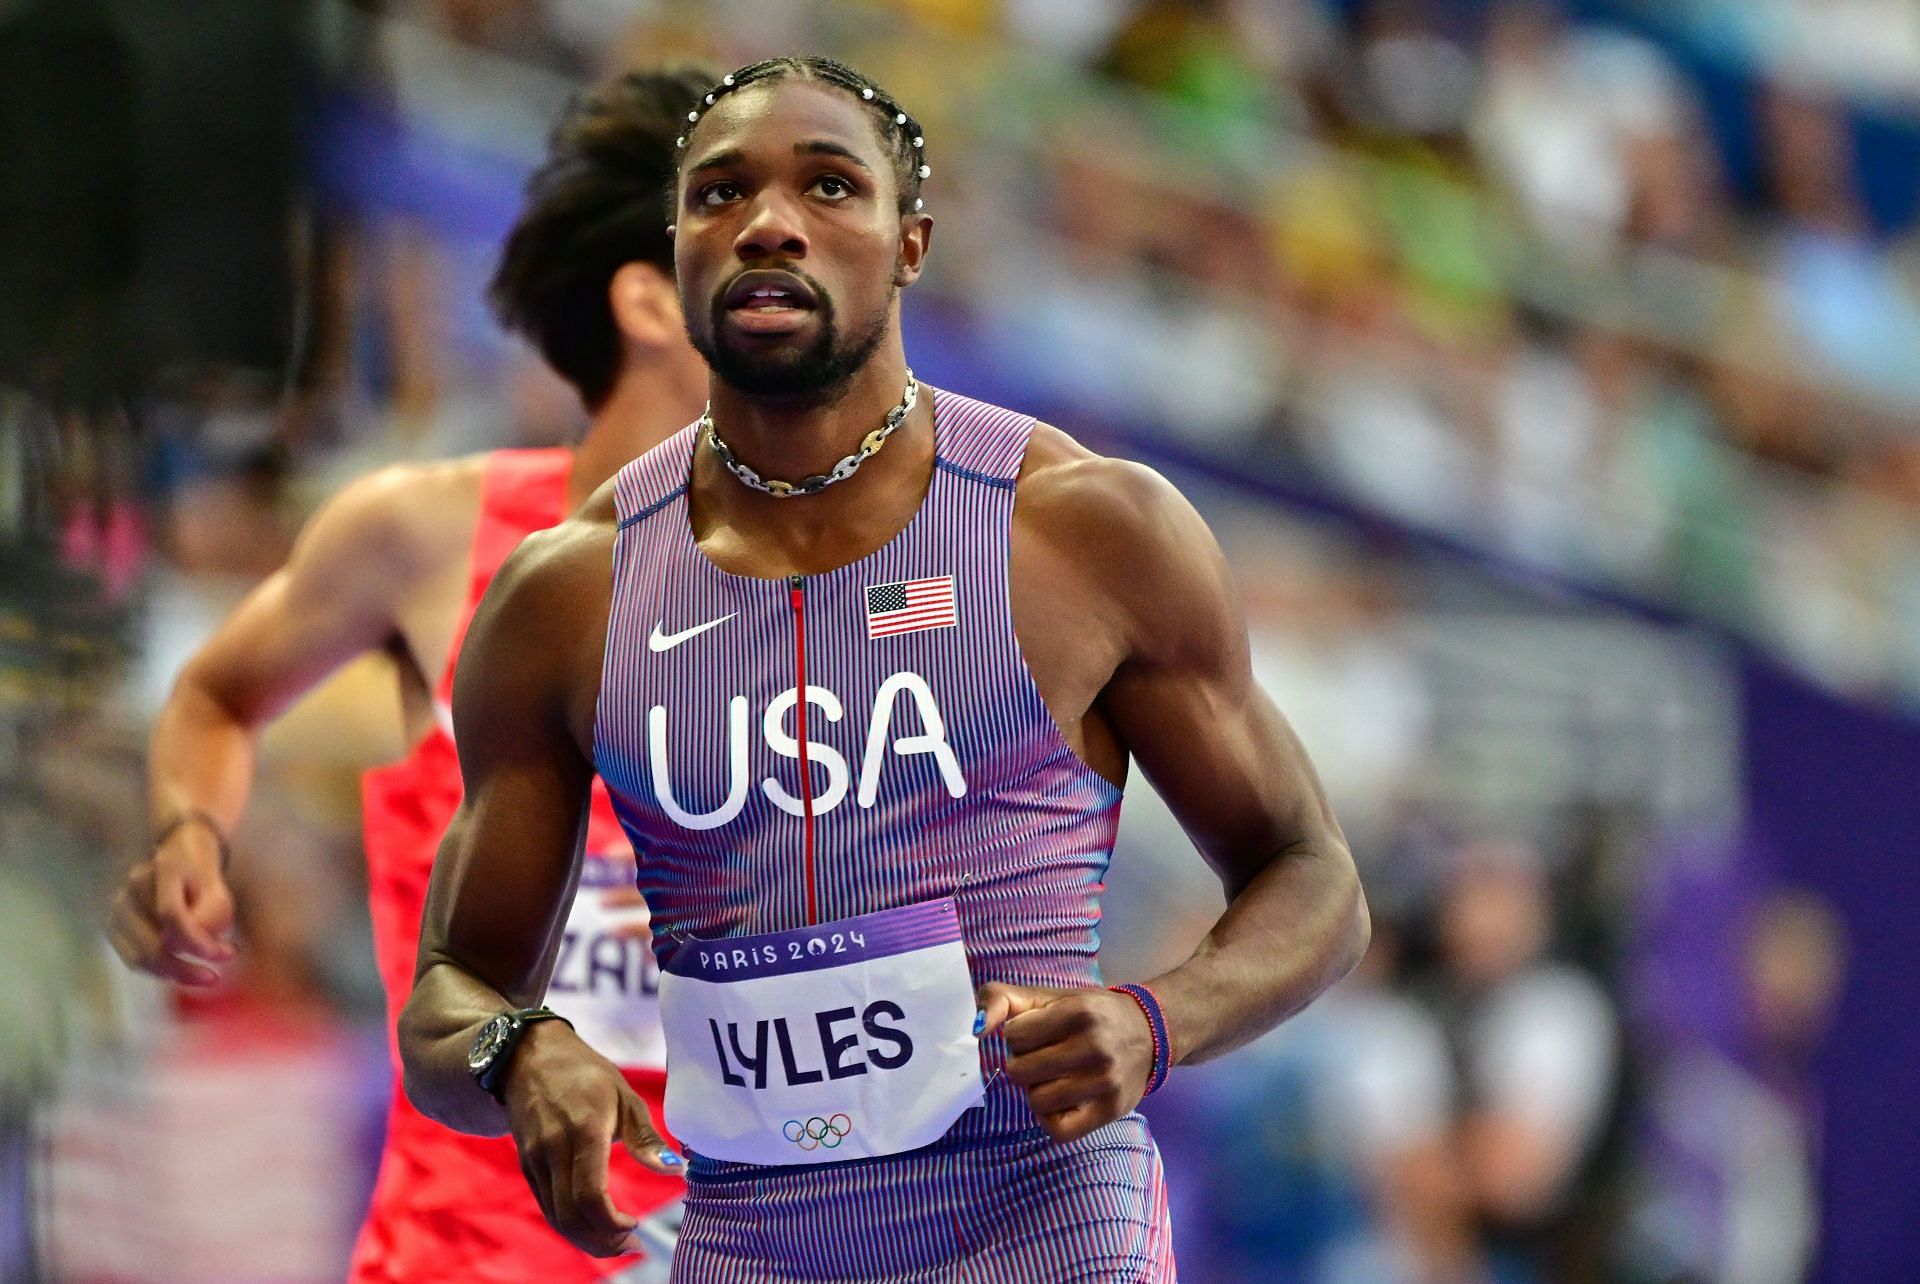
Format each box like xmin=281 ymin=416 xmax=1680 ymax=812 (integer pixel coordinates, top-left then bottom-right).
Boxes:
xmin=865 ymin=576 xmax=957 ymax=639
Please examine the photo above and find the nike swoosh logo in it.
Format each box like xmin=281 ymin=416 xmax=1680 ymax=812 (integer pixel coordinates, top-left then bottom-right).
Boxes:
xmin=648 ymin=613 xmax=737 ymax=652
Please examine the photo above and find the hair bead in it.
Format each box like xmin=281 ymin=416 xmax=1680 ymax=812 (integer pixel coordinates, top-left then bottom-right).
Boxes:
xmin=682 ymin=59 xmax=929 ymax=216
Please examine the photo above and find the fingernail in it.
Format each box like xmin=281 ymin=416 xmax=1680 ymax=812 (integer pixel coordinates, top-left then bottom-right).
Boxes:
xmin=657 ymin=1148 xmax=683 ymax=1168
xmin=972 ymin=1008 xmax=987 ymax=1036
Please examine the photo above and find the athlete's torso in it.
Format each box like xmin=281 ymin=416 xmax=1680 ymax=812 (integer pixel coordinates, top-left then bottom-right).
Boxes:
xmin=353 ymin=448 xmax=673 ymax=1284
xmin=593 ymin=389 xmax=1125 ymax=1151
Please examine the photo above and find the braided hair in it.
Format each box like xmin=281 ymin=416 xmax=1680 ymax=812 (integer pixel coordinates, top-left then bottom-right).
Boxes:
xmin=673 ymin=57 xmax=930 ymax=216
xmin=489 ymin=65 xmax=714 ymax=410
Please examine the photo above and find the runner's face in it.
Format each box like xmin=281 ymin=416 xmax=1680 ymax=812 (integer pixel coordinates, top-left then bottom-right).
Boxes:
xmin=674 ymin=80 xmax=920 ymax=398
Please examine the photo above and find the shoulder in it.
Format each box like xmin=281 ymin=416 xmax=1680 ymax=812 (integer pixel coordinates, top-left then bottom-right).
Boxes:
xmin=452 ymin=497 xmax=617 ymax=741
xmin=1015 ymin=425 xmax=1205 ymax=558
xmin=294 ymin=455 xmax=489 ymax=581
xmin=474 ymin=479 xmax=619 ymax=630
xmin=1015 ymin=424 xmax=1239 ymax=665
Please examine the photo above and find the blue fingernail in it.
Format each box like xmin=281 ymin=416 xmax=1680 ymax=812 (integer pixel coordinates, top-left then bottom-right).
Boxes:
xmin=658 ymin=1148 xmax=683 ymax=1168
xmin=972 ymin=1009 xmax=986 ymax=1036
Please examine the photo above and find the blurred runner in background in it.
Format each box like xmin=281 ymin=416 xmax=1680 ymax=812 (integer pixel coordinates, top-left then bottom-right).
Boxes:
xmin=104 ymin=64 xmax=713 ymax=1283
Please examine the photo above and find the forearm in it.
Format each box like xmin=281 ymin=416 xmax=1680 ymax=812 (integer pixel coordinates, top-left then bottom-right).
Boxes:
xmin=1148 ymin=840 xmax=1369 ymax=1066
xmin=398 ymin=958 xmax=519 ymax=1136
xmin=147 ymin=669 xmax=261 ymax=834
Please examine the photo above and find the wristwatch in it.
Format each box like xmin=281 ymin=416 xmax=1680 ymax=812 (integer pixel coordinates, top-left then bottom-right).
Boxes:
xmin=467 ymin=1007 xmax=572 ymax=1103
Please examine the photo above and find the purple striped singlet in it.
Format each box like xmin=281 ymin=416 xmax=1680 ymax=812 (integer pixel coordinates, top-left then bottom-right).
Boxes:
xmin=593 ymin=387 xmax=1176 ymax=1282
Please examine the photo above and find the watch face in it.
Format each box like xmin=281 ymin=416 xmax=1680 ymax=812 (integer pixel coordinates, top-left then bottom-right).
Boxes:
xmin=468 ymin=1014 xmax=513 ymax=1075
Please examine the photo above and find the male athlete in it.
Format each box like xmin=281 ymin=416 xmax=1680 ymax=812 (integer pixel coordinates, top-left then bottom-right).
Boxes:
xmin=400 ymin=57 xmax=1369 ymax=1281
xmin=107 ymin=67 xmax=714 ymax=1281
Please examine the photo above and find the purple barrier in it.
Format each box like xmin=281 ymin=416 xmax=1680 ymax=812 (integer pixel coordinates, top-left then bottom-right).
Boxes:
xmin=1742 ymin=656 xmax=1920 ymax=1283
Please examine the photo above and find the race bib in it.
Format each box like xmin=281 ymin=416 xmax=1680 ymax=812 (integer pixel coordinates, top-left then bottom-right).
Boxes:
xmin=658 ymin=898 xmax=984 ymax=1167
xmin=544 ymin=854 xmax=665 ymax=1071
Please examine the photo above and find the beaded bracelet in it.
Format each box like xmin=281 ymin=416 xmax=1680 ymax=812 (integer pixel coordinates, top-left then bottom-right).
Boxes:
xmin=1108 ymin=983 xmax=1172 ymax=1097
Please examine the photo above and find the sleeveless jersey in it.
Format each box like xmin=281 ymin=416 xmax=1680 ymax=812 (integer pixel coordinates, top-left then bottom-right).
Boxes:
xmin=350 ymin=449 xmax=678 ymax=1284
xmin=594 ymin=390 xmax=1177 ymax=1280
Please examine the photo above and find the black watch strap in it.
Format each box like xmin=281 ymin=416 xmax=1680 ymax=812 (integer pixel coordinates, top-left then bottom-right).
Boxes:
xmin=471 ymin=1006 xmax=572 ymax=1103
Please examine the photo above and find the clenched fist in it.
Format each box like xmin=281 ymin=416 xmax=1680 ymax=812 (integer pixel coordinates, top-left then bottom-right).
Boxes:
xmin=108 ymin=824 xmax=237 ymax=986
xmin=976 ymin=981 xmax=1157 ymax=1143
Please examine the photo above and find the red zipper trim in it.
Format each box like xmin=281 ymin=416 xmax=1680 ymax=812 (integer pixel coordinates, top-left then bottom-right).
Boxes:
xmin=790 ymin=575 xmax=819 ymax=926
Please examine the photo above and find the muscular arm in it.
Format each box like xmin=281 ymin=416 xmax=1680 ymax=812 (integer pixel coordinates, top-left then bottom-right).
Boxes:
xmin=1099 ymin=463 xmax=1369 ymax=1064
xmin=398 ymin=521 xmax=598 ymax=1133
xmin=113 ymin=466 xmax=465 ymax=983
xmin=986 ymin=446 xmax=1367 ymax=1140
xmin=398 ymin=512 xmax=678 ymax=1255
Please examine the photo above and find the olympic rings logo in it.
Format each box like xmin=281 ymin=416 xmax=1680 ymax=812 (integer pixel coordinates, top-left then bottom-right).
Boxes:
xmin=782 ymin=1113 xmax=853 ymax=1151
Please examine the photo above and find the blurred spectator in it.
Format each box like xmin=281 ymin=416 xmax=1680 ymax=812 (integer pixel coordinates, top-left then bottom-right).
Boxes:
xmin=1490 ymin=312 xmax=1609 ymax=570
xmin=1630 ymin=888 xmax=1845 ymax=1284
xmin=1157 ymin=922 xmax=1462 ymax=1284
xmin=1236 ymin=539 xmax=1433 ymax=856
xmin=1671 ymin=0 xmax=1920 ymax=104
xmin=1761 ymin=89 xmax=1920 ymax=406
xmin=1297 ymin=301 xmax=1486 ymax=532
xmin=1471 ymin=3 xmax=1690 ymax=260
xmin=1099 ymin=0 xmax=1278 ymax=134
xmin=1428 ymin=840 xmax=1621 ymax=1282
xmin=1337 ymin=0 xmax=1477 ymax=145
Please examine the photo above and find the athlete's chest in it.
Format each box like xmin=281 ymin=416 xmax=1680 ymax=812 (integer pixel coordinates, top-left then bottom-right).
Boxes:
xmin=622 ymin=516 xmax=1120 ymax=781
xmin=611 ymin=563 xmax=986 ymax=820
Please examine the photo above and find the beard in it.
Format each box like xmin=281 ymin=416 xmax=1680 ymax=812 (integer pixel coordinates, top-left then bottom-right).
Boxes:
xmin=692 ymin=276 xmax=890 ymax=401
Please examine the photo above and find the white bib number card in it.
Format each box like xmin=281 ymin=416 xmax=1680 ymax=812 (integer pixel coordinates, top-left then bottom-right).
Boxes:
xmin=658 ymin=898 xmax=984 ymax=1167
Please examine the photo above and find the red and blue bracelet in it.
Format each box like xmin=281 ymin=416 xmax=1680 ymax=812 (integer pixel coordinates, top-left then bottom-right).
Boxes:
xmin=1108 ymin=983 xmax=1172 ymax=1097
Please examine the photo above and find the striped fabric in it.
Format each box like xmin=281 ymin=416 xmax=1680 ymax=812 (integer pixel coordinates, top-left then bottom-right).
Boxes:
xmin=594 ymin=388 xmax=1175 ymax=1281
xmin=672 ymin=1122 xmax=1174 ymax=1282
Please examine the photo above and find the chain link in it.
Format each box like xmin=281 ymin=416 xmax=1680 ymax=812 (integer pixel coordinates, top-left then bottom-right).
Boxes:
xmin=704 ymin=373 xmax=918 ymax=499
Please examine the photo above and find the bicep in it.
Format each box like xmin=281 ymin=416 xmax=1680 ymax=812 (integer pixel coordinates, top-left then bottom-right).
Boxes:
xmin=1107 ymin=643 xmax=1339 ymax=894
xmin=180 ymin=482 xmax=416 ymax=723
xmin=414 ymin=535 xmax=597 ymax=1003
xmin=1099 ymin=490 xmax=1343 ymax=892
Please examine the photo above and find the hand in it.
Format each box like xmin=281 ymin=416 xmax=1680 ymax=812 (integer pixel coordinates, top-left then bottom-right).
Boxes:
xmin=976 ymin=982 xmax=1156 ymax=1144
xmin=107 ymin=827 xmax=237 ymax=986
xmin=502 ymin=1019 xmax=684 ymax=1257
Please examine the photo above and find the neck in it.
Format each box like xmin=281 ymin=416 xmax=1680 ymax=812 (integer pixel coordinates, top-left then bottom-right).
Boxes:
xmin=704 ymin=340 xmax=913 ymax=484
xmin=569 ymin=357 xmax=703 ymax=508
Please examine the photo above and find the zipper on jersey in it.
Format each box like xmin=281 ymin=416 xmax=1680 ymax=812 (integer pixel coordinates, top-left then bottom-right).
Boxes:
xmin=789 ymin=574 xmax=819 ymax=926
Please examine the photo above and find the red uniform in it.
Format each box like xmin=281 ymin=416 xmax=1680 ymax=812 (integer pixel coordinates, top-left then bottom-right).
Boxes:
xmin=349 ymin=449 xmax=677 ymax=1282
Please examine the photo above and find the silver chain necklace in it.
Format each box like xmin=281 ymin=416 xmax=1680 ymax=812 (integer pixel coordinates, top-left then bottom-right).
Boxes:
xmin=703 ymin=372 xmax=918 ymax=499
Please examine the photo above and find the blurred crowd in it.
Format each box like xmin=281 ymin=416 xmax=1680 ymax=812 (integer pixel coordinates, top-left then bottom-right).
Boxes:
xmin=930 ymin=0 xmax=1920 ymax=709
xmin=27 ymin=0 xmax=1920 ymax=701
xmin=0 ymin=1 xmax=1876 ymax=1281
